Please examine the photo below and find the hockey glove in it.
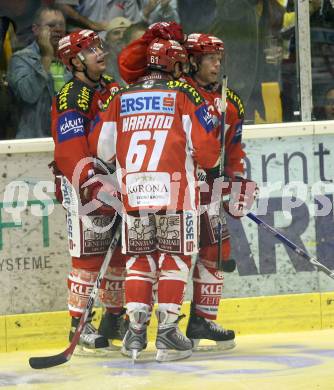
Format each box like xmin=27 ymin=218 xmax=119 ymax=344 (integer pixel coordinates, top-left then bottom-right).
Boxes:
xmin=81 ymin=174 xmax=119 ymax=216
xmin=200 ymin=174 xmax=232 ymax=205
xmin=48 ymin=160 xmax=63 ymax=204
xmin=144 ymin=21 xmax=185 ymax=42
xmin=119 ymin=22 xmax=185 ymax=83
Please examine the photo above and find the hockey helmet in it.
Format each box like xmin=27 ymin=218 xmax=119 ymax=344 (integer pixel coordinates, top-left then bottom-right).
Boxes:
xmin=147 ymin=38 xmax=189 ymax=73
xmin=185 ymin=33 xmax=224 ymax=57
xmin=58 ymin=29 xmax=102 ymax=70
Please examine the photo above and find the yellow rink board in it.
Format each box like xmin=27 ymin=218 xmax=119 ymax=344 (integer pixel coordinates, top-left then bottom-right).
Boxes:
xmin=1 ymin=291 xmax=334 ymax=353
xmin=0 ymin=316 xmax=6 ymax=353
xmin=1 ymin=330 xmax=334 ymax=390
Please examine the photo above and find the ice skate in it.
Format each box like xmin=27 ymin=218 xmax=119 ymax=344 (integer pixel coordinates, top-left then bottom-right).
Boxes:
xmin=69 ymin=313 xmax=113 ymax=356
xmin=121 ymin=309 xmax=148 ymax=362
xmin=98 ymin=309 xmax=129 ymax=348
xmin=186 ymin=304 xmax=235 ymax=351
xmin=121 ymin=323 xmax=148 ymax=362
xmin=155 ymin=311 xmax=193 ymax=362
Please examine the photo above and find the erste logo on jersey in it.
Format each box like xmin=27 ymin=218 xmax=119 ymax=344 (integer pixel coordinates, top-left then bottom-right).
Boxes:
xmin=57 ymin=111 xmax=86 ymax=143
xmin=184 ymin=211 xmax=197 ymax=254
xmin=120 ymin=91 xmax=176 ymax=116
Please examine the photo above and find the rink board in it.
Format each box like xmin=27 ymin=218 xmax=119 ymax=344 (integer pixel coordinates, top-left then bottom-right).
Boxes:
xmin=1 ymin=291 xmax=334 ymax=353
xmin=0 ymin=121 xmax=334 ymax=316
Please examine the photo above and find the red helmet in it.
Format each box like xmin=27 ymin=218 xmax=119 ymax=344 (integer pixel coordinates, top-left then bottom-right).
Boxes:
xmin=58 ymin=29 xmax=101 ymax=70
xmin=147 ymin=38 xmax=188 ymax=73
xmin=184 ymin=33 xmax=224 ymax=56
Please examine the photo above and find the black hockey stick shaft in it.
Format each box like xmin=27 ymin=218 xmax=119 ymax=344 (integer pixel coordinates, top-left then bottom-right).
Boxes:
xmin=29 ymin=224 xmax=122 ymax=369
xmin=217 ymin=75 xmax=228 ymax=271
xmin=247 ymin=212 xmax=334 ymax=280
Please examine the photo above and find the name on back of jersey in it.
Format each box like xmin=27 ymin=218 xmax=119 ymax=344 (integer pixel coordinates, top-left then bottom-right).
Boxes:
xmin=122 ymin=114 xmax=174 ymax=132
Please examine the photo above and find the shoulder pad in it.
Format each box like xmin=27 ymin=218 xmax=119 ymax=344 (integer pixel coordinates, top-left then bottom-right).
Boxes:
xmin=166 ymin=80 xmax=204 ymax=106
xmin=56 ymin=80 xmax=95 ymax=113
xmin=226 ymin=88 xmax=245 ymax=119
xmin=124 ymin=79 xmax=166 ymax=92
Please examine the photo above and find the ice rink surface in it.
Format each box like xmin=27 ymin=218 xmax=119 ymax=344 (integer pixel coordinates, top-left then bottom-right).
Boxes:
xmin=1 ymin=329 xmax=334 ymax=390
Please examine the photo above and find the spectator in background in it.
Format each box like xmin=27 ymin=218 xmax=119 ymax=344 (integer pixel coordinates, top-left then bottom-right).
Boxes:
xmin=280 ymin=0 xmax=334 ymax=121
xmin=209 ymin=0 xmax=260 ymax=123
xmin=324 ymin=87 xmax=334 ymax=120
xmin=0 ymin=0 xmax=54 ymax=51
xmin=247 ymin=0 xmax=286 ymax=123
xmin=7 ymin=5 xmax=71 ymax=139
xmin=104 ymin=16 xmax=132 ymax=84
xmin=0 ymin=16 xmax=16 ymax=139
xmin=55 ymin=0 xmax=141 ymax=36
xmin=178 ymin=0 xmax=217 ymax=35
xmin=310 ymin=0 xmax=334 ymax=109
xmin=138 ymin=0 xmax=179 ymax=25
xmin=123 ymin=22 xmax=148 ymax=45
xmin=314 ymin=84 xmax=334 ymax=120
xmin=210 ymin=0 xmax=286 ymax=124
xmin=325 ymin=86 xmax=334 ymax=120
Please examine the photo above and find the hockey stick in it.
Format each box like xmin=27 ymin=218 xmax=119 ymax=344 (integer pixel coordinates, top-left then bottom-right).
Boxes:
xmin=246 ymin=211 xmax=334 ymax=280
xmin=29 ymin=223 xmax=122 ymax=369
xmin=217 ymin=75 xmax=228 ymax=271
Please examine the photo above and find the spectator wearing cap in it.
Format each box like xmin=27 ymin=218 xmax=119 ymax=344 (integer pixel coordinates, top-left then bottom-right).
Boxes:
xmin=104 ymin=16 xmax=132 ymax=85
xmin=54 ymin=0 xmax=141 ymax=34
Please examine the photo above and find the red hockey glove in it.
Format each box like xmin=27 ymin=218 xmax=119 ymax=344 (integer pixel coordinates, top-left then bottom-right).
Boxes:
xmin=144 ymin=21 xmax=185 ymax=42
xmin=48 ymin=160 xmax=63 ymax=204
xmin=81 ymin=175 xmax=119 ymax=216
xmin=223 ymin=177 xmax=259 ymax=219
xmin=118 ymin=22 xmax=185 ymax=83
xmin=200 ymin=175 xmax=232 ymax=205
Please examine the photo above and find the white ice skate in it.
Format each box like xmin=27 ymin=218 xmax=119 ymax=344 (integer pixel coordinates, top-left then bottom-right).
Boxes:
xmin=155 ymin=311 xmax=192 ymax=362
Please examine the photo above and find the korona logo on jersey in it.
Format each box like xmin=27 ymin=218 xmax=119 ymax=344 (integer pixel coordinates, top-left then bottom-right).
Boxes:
xmin=120 ymin=91 xmax=176 ymax=116
xmin=195 ymin=105 xmax=214 ymax=133
xmin=57 ymin=111 xmax=86 ymax=143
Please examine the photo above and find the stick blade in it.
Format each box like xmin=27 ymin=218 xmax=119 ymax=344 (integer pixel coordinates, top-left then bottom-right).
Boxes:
xmin=29 ymin=352 xmax=69 ymax=369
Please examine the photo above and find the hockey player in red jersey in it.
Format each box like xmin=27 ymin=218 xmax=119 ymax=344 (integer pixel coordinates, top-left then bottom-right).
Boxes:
xmin=51 ymin=29 xmax=126 ymax=354
xmin=183 ymin=33 xmax=258 ymax=350
xmin=117 ymin=24 xmax=257 ymax=351
xmin=89 ymin=37 xmax=221 ymax=362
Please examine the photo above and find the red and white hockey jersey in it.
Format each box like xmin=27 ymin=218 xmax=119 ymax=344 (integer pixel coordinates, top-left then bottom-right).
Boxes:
xmin=51 ymin=74 xmax=120 ymax=185
xmin=183 ymin=76 xmax=245 ymax=178
xmin=89 ymin=78 xmax=221 ymax=212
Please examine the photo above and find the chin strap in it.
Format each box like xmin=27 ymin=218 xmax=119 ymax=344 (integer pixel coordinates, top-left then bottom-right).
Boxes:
xmin=76 ymin=53 xmax=102 ymax=84
xmin=83 ymin=66 xmax=101 ymax=84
